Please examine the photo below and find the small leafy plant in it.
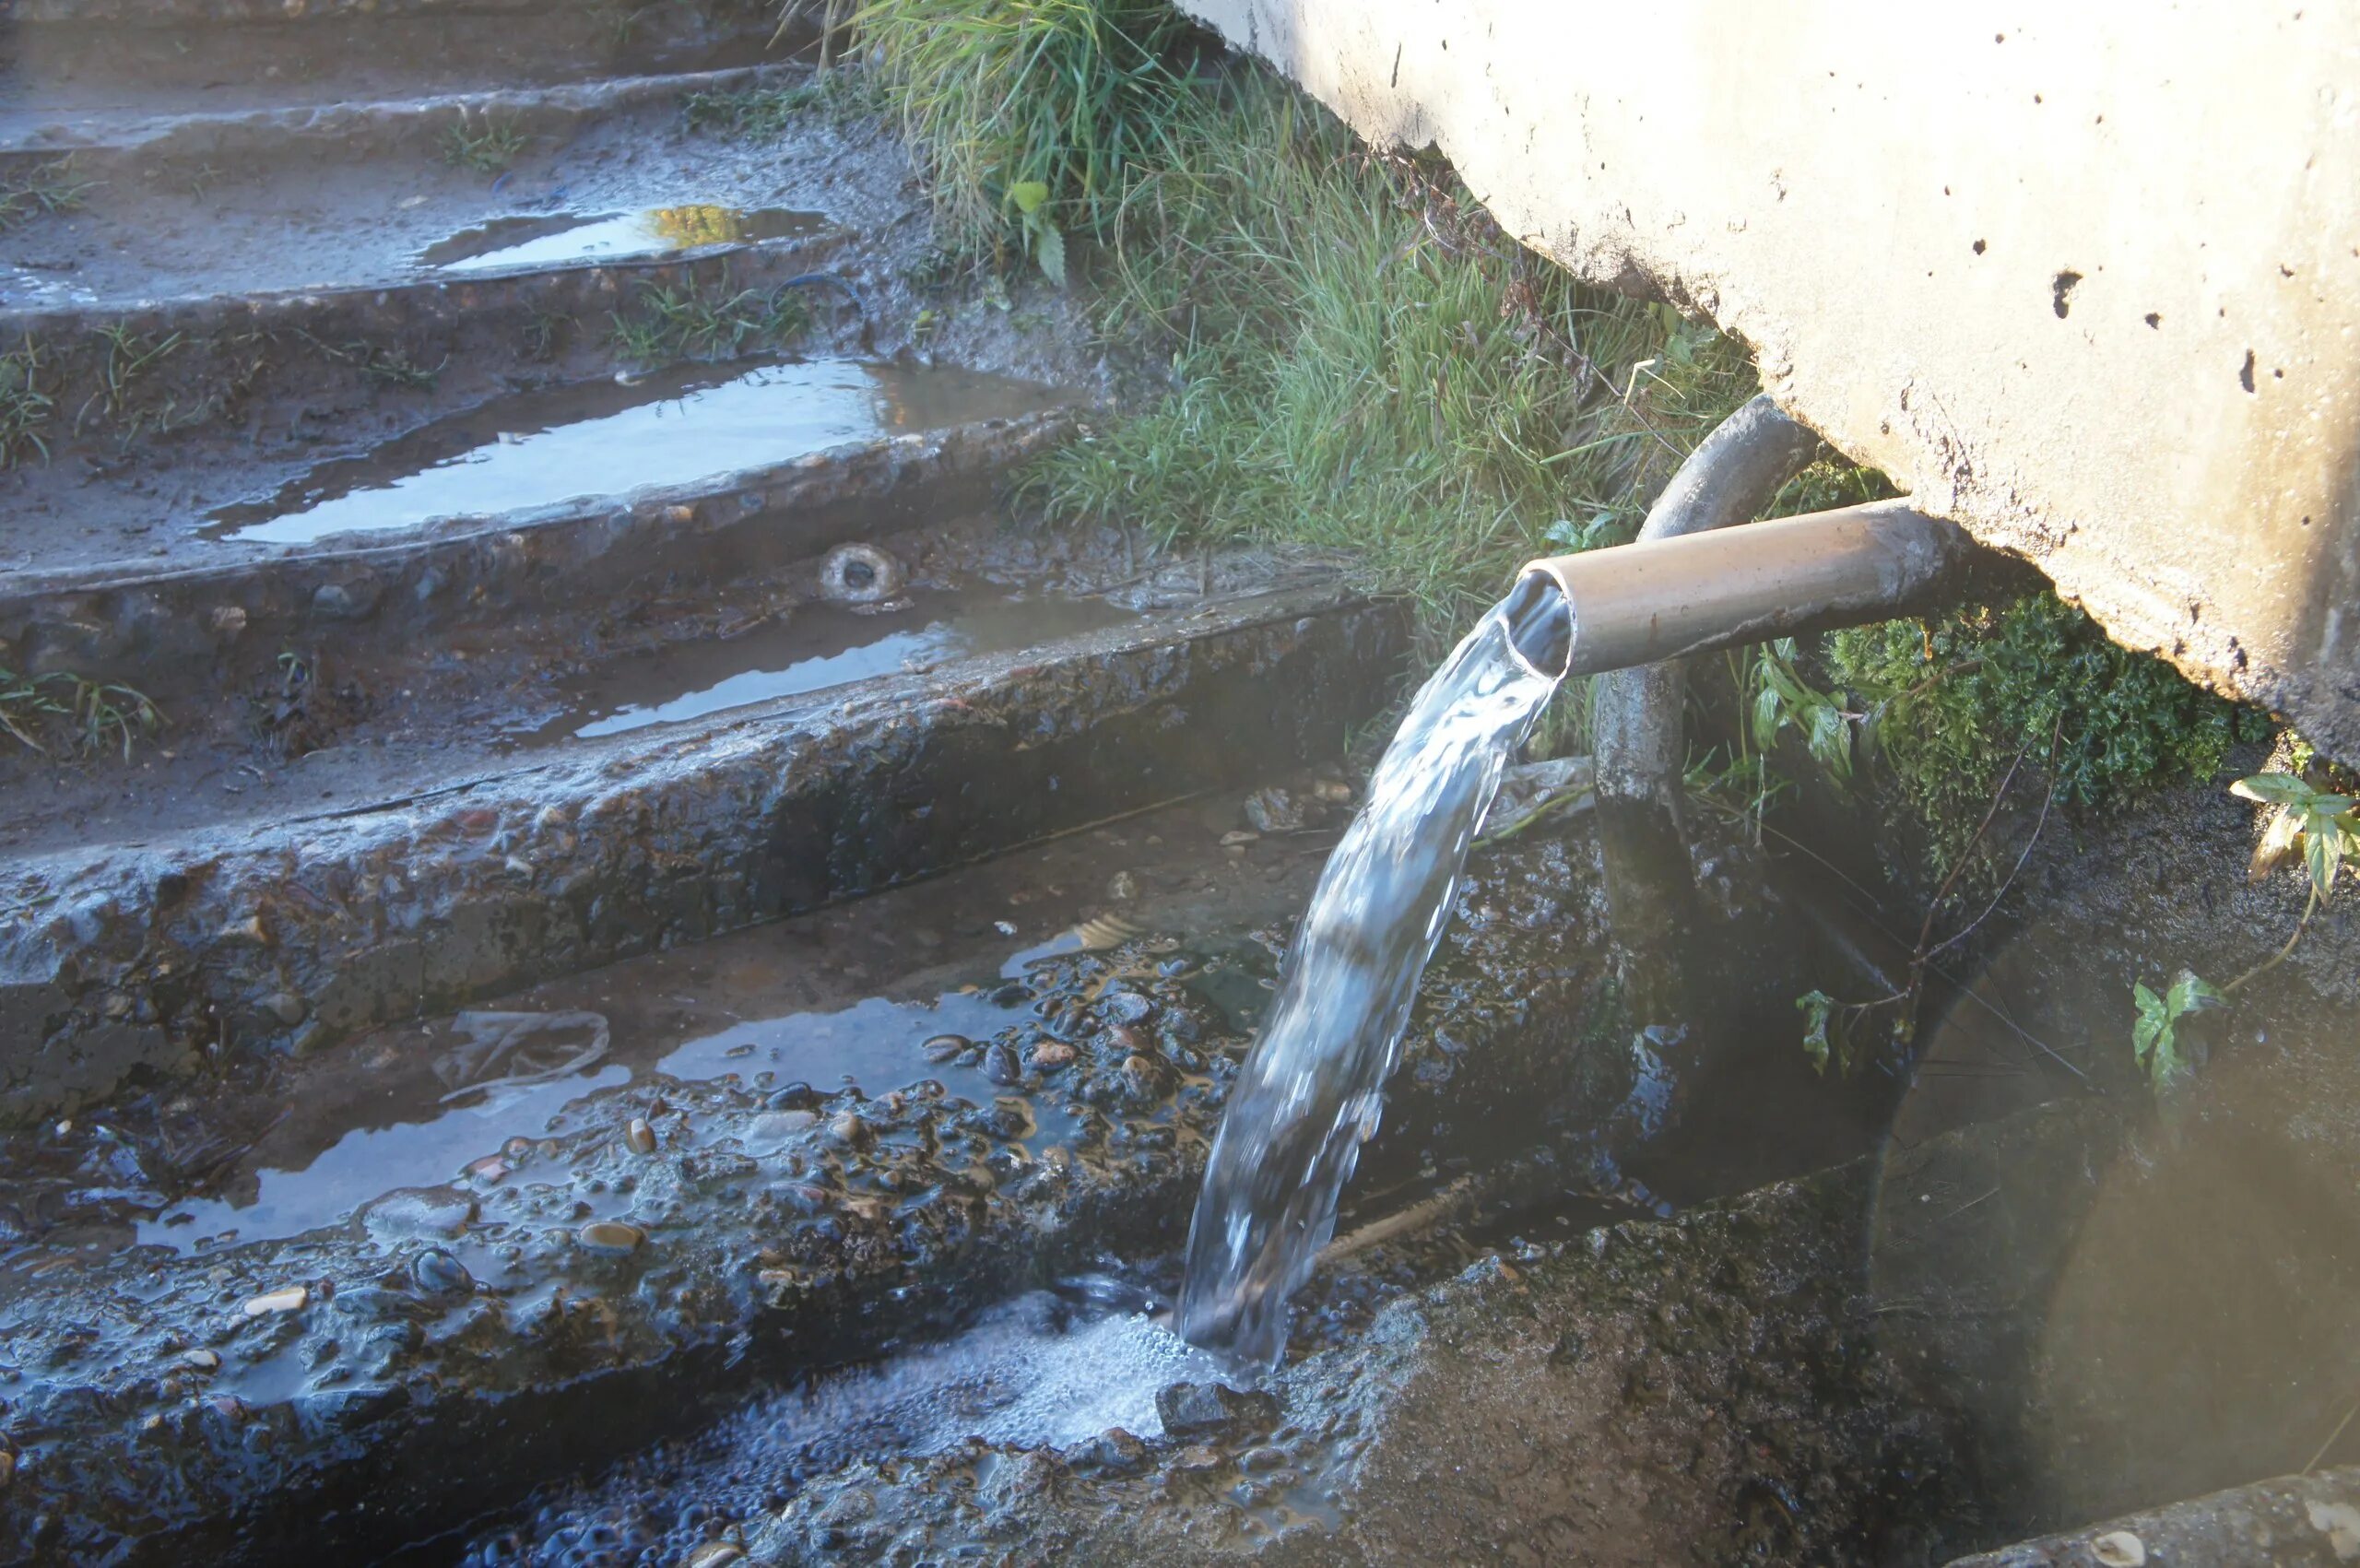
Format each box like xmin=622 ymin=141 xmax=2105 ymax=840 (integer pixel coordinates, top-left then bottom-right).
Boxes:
xmin=608 ymin=273 xmax=812 ymax=363
xmin=0 ymin=336 xmax=53 ymax=469
xmin=2130 ymin=970 xmax=2223 ymax=1092
xmin=440 ymin=119 xmax=530 ymax=175
xmin=2125 ymin=767 xmax=2356 ymax=1096
xmin=1750 ymin=638 xmax=1854 ymax=784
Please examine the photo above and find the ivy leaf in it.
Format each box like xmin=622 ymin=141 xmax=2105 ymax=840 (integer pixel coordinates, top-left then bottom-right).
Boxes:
xmin=2164 ymin=969 xmax=2224 ymax=1019
xmin=1807 ymin=701 xmax=1853 ymax=782
xmin=2305 ymin=819 xmax=2342 ymax=902
xmin=1009 ymin=180 xmax=1051 ymax=215
xmin=1752 ymin=683 xmax=1784 ymax=753
xmin=1797 ymin=990 xmax=1835 ymax=1076
xmin=2232 ymin=772 xmax=2314 ymax=806
xmin=2130 ymin=982 xmax=2166 ymax=1065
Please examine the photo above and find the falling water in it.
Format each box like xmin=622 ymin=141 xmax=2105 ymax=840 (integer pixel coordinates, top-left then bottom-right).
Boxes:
xmin=1175 ymin=573 xmax=1574 ymax=1367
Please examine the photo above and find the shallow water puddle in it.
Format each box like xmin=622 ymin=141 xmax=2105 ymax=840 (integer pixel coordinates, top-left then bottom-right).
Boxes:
xmin=419 ymin=204 xmax=829 ymax=273
xmin=529 ymin=589 xmax=1140 ymax=742
xmin=136 ymin=984 xmax=1044 ymax=1254
xmin=203 ymin=359 xmax=1056 ymax=546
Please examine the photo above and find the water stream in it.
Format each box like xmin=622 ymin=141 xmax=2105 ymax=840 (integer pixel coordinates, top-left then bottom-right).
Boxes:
xmin=1175 ymin=577 xmax=1572 ymax=1366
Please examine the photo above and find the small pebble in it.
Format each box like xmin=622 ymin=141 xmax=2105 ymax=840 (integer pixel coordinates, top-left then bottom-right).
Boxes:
xmin=464 ymin=1155 xmax=510 ymax=1185
xmin=1029 ymin=1041 xmax=1078 ymax=1070
xmin=1219 ymin=831 xmax=1259 ymax=847
xmin=766 ymin=1083 xmax=821 ymax=1112
xmin=2092 ymin=1532 xmax=2146 ymax=1568
xmin=180 ymin=1349 xmax=221 ymax=1372
xmin=412 ymin=1248 xmax=473 ymax=1294
xmin=625 ymin=1117 xmax=656 ymax=1155
xmin=578 ymin=1221 xmax=645 ymax=1255
xmin=921 ymin=1034 xmax=970 ymax=1064
xmin=984 ymin=1042 xmax=1023 ymax=1085
xmin=684 ymin=1545 xmax=743 ymax=1568
xmin=242 ymin=1284 xmax=308 ymax=1317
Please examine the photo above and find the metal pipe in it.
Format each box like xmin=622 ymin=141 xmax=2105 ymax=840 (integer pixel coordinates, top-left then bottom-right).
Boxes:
xmin=1587 ymin=395 xmax=1826 ymax=801
xmin=1515 ymin=500 xmax=1978 ymax=676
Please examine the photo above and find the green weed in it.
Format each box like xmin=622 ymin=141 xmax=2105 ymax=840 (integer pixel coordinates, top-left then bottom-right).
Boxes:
xmin=608 ymin=273 xmax=812 ymax=362
xmin=1823 ymin=593 xmax=2270 ymax=867
xmin=682 ymin=74 xmax=879 ymax=136
xmin=0 ymin=667 xmax=165 ymax=762
xmin=440 ymin=118 xmax=530 ymax=175
xmin=77 ymin=324 xmax=198 ymax=442
xmin=0 ymin=336 xmax=54 ymax=469
xmin=0 ymin=158 xmax=96 ymax=231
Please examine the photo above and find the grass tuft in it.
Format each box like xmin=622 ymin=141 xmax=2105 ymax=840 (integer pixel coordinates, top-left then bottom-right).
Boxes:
xmin=0 ymin=666 xmax=165 ymax=762
xmin=1021 ymin=77 xmax=1752 ymax=655
xmin=608 ymin=272 xmax=813 ymax=362
xmin=844 ymin=0 xmax=1203 ymax=273
xmin=682 ymin=74 xmax=880 ymax=137
xmin=0 ymin=336 xmax=55 ymax=469
xmin=0 ymin=157 xmax=96 ymax=231
xmin=440 ymin=118 xmax=531 ymax=175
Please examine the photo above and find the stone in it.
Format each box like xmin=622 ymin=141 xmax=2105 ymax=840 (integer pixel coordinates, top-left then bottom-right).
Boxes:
xmin=1242 ymin=786 xmax=1307 ymax=834
xmin=241 ymin=1285 xmax=308 ymax=1317
xmin=577 ymin=1221 xmax=645 ymax=1255
xmin=626 ymin=1117 xmax=656 ymax=1155
xmin=1154 ymin=1381 xmax=1280 ymax=1441
xmin=984 ymin=1042 xmax=1023 ymax=1085
xmin=1029 ymin=1040 xmax=1077 ymax=1071
xmin=411 ymin=1249 xmax=472 ymax=1295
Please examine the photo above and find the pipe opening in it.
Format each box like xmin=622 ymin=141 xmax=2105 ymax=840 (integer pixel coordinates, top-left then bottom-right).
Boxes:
xmin=1502 ymin=569 xmax=1573 ymax=678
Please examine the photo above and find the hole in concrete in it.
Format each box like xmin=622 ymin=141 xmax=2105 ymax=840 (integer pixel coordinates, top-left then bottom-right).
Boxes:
xmin=2241 ymin=348 xmax=2258 ymax=392
xmin=1973 ymin=239 xmax=1987 ymax=255
xmin=2052 ymin=270 xmax=2083 ymax=318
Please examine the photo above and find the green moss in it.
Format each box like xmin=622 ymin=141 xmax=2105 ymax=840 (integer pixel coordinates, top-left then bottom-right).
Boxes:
xmin=1824 ymin=593 xmax=2272 ymax=862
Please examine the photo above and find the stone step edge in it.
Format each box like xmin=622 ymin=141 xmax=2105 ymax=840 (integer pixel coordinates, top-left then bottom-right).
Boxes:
xmin=0 ymin=586 xmax=1408 ymax=1126
xmin=0 ymin=59 xmax=807 ymax=165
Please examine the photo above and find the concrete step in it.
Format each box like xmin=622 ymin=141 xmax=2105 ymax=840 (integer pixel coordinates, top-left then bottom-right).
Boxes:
xmin=0 ymin=63 xmax=885 ymax=312
xmin=0 ymin=0 xmax=794 ymax=130
xmin=0 ymin=581 xmax=1407 ymax=1126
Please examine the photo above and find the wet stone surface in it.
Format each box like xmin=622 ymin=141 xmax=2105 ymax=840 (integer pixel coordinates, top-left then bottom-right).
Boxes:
xmin=0 ymin=813 xmax=1702 ymax=1565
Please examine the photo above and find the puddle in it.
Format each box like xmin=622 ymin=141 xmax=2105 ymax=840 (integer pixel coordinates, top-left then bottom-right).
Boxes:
xmin=419 ymin=205 xmax=829 ymax=273
xmin=133 ymin=983 xmax=1046 ymax=1255
xmin=203 ymin=360 xmax=1057 ymax=547
xmin=529 ymin=589 xmax=1140 ymax=742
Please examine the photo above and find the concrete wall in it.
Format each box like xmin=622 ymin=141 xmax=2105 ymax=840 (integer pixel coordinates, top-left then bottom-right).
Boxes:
xmin=1179 ymin=1 xmax=2360 ymax=758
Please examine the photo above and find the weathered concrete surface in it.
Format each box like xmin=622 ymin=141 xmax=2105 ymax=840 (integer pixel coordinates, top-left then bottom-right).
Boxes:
xmin=1180 ymin=2 xmax=2360 ymax=759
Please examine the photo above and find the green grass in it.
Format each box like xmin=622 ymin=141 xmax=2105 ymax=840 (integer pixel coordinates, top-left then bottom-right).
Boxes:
xmin=608 ymin=272 xmax=813 ymax=362
xmin=0 ymin=336 xmax=54 ymax=469
xmin=1021 ymin=76 xmax=1753 ymax=654
xmin=0 ymin=667 xmax=164 ymax=762
xmin=682 ymin=75 xmax=880 ymax=137
xmin=440 ymin=119 xmax=530 ymax=175
xmin=0 ymin=158 xmax=95 ymax=232
xmin=849 ymin=0 xmax=1205 ymax=270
